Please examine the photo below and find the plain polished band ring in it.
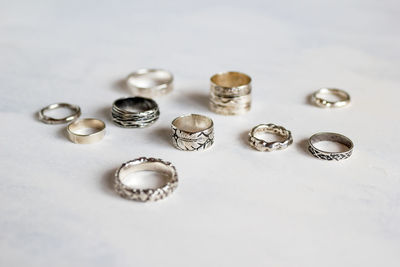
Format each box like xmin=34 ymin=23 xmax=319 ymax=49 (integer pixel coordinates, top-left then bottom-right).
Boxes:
xmin=311 ymin=88 xmax=350 ymax=108
xmin=67 ymin=118 xmax=106 ymax=144
xmin=248 ymin=123 xmax=293 ymax=151
xmin=308 ymin=132 xmax=353 ymax=160
xmin=38 ymin=103 xmax=81 ymax=124
xmin=209 ymin=71 xmax=252 ymax=115
xmin=171 ymin=114 xmax=214 ymax=151
xmin=114 ymin=157 xmax=178 ymax=202
xmin=126 ymin=69 xmax=173 ymax=97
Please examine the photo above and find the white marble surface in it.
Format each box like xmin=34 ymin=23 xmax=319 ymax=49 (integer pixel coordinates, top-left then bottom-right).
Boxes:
xmin=1 ymin=0 xmax=400 ymax=266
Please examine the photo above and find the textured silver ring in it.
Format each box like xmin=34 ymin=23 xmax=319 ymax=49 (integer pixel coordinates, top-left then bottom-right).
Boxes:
xmin=67 ymin=118 xmax=106 ymax=144
xmin=209 ymin=71 xmax=252 ymax=115
xmin=308 ymin=132 xmax=353 ymax=160
xmin=38 ymin=103 xmax=81 ymax=124
xmin=171 ymin=114 xmax=214 ymax=151
xmin=248 ymin=123 xmax=293 ymax=151
xmin=311 ymin=88 xmax=350 ymax=108
xmin=126 ymin=69 xmax=173 ymax=97
xmin=111 ymin=97 xmax=160 ymax=128
xmin=114 ymin=157 xmax=178 ymax=202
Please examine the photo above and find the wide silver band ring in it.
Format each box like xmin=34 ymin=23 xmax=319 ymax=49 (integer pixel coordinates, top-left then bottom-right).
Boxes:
xmin=38 ymin=103 xmax=81 ymax=124
xmin=111 ymin=97 xmax=160 ymax=128
xmin=67 ymin=118 xmax=106 ymax=144
xmin=308 ymin=132 xmax=354 ymax=160
xmin=126 ymin=69 xmax=173 ymax=97
xmin=311 ymin=88 xmax=350 ymax=108
xmin=209 ymin=71 xmax=252 ymax=115
xmin=248 ymin=123 xmax=293 ymax=151
xmin=114 ymin=157 xmax=178 ymax=202
xmin=171 ymin=114 xmax=214 ymax=151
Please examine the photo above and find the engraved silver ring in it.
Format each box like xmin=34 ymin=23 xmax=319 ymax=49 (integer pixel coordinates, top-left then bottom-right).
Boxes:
xmin=308 ymin=132 xmax=354 ymax=160
xmin=248 ymin=123 xmax=293 ymax=151
xmin=114 ymin=157 xmax=178 ymax=202
xmin=171 ymin=114 xmax=214 ymax=151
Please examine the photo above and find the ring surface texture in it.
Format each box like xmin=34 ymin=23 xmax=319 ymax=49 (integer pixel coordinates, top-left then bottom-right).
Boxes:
xmin=311 ymin=88 xmax=350 ymax=108
xmin=126 ymin=69 xmax=173 ymax=97
xmin=308 ymin=132 xmax=353 ymax=160
xmin=209 ymin=71 xmax=252 ymax=115
xmin=67 ymin=118 xmax=106 ymax=144
xmin=111 ymin=97 xmax=160 ymax=128
xmin=114 ymin=157 xmax=178 ymax=202
xmin=38 ymin=103 xmax=81 ymax=124
xmin=248 ymin=123 xmax=293 ymax=151
xmin=171 ymin=114 xmax=214 ymax=151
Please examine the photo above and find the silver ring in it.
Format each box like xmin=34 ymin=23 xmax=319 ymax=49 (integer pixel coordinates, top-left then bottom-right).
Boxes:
xmin=171 ymin=114 xmax=214 ymax=151
xmin=114 ymin=157 xmax=178 ymax=202
xmin=38 ymin=103 xmax=81 ymax=124
xmin=111 ymin=97 xmax=160 ymax=128
xmin=248 ymin=123 xmax=293 ymax=151
xmin=67 ymin=118 xmax=106 ymax=144
xmin=308 ymin=132 xmax=354 ymax=160
xmin=126 ymin=69 xmax=173 ymax=97
xmin=311 ymin=88 xmax=350 ymax=108
xmin=209 ymin=71 xmax=252 ymax=115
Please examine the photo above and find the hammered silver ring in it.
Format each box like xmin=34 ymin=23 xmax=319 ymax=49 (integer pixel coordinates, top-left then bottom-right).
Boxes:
xmin=248 ymin=123 xmax=293 ymax=152
xmin=114 ymin=157 xmax=178 ymax=202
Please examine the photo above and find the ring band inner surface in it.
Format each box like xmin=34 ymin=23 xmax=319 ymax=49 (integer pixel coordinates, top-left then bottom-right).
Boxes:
xmin=69 ymin=119 xmax=105 ymax=135
xmin=211 ymin=72 xmax=251 ymax=88
xmin=119 ymin=162 xmax=173 ymax=185
xmin=172 ymin=115 xmax=212 ymax=133
xmin=316 ymin=88 xmax=349 ymax=102
xmin=114 ymin=98 xmax=156 ymax=113
xmin=310 ymin=133 xmax=352 ymax=149
xmin=128 ymin=69 xmax=172 ymax=88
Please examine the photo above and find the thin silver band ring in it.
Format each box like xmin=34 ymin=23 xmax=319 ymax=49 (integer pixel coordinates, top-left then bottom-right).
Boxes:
xmin=308 ymin=132 xmax=354 ymax=160
xmin=38 ymin=103 xmax=81 ymax=124
xmin=311 ymin=88 xmax=350 ymax=108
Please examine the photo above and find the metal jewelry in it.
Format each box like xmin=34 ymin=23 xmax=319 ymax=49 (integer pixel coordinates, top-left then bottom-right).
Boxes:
xmin=111 ymin=97 xmax=160 ymax=128
xmin=171 ymin=114 xmax=214 ymax=151
xmin=67 ymin=118 xmax=106 ymax=144
xmin=308 ymin=132 xmax=354 ymax=160
xmin=248 ymin=123 xmax=293 ymax=151
xmin=311 ymin=88 xmax=350 ymax=108
xmin=38 ymin=103 xmax=81 ymax=124
xmin=114 ymin=157 xmax=178 ymax=202
xmin=126 ymin=69 xmax=173 ymax=97
xmin=209 ymin=71 xmax=252 ymax=115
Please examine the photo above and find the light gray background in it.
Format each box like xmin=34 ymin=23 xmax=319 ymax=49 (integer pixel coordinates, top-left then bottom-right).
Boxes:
xmin=1 ymin=0 xmax=399 ymax=266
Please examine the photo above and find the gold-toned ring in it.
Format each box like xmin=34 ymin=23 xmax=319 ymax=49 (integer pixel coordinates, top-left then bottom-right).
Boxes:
xmin=67 ymin=118 xmax=106 ymax=144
